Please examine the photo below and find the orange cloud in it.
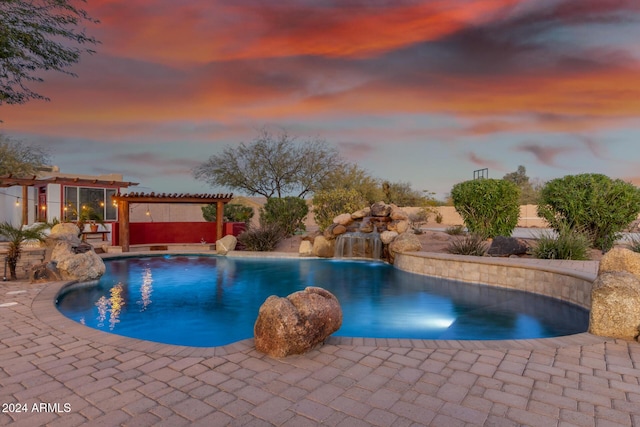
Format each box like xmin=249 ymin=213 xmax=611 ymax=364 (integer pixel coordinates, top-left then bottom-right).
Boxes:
xmin=86 ymin=0 xmax=521 ymax=64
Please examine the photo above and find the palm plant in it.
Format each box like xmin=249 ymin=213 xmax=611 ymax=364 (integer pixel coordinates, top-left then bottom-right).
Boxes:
xmin=0 ymin=222 xmax=49 ymax=280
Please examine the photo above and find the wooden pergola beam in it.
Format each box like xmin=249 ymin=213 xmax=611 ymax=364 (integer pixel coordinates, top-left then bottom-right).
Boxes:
xmin=111 ymin=192 xmax=234 ymax=252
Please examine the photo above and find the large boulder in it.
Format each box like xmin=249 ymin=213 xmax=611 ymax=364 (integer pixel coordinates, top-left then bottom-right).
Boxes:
xmin=51 ymin=241 xmax=105 ymax=281
xmin=380 ymin=230 xmax=399 ymax=245
xmin=216 ymin=235 xmax=237 ymax=255
xmin=254 ymin=287 xmax=342 ymax=358
xmin=388 ymin=232 xmax=422 ymax=263
xmin=589 ymin=271 xmax=640 ymax=340
xmin=298 ymin=240 xmax=313 ymax=256
xmin=487 ymin=236 xmax=530 ymax=257
xmin=598 ymin=247 xmax=640 ymax=276
xmin=390 ymin=206 xmax=409 ymax=221
xmin=312 ymin=235 xmax=335 ymax=258
xmin=48 ymin=223 xmax=81 ymax=245
xmin=370 ymin=201 xmax=391 ymax=217
xmin=389 ymin=232 xmax=422 ymax=254
xmin=333 ymin=213 xmax=353 ymax=226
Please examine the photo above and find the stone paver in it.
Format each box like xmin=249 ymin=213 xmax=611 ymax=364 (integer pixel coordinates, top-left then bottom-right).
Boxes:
xmin=1 ymin=263 xmax=640 ymax=426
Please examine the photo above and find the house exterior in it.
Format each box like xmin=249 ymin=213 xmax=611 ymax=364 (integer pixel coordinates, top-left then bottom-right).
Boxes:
xmin=0 ymin=169 xmax=137 ymax=229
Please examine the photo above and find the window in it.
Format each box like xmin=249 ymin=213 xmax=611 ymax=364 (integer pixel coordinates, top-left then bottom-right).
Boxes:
xmin=64 ymin=186 xmax=118 ymax=221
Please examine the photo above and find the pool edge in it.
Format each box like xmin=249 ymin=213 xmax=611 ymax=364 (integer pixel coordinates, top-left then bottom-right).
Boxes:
xmin=34 ymin=251 xmax=611 ymax=356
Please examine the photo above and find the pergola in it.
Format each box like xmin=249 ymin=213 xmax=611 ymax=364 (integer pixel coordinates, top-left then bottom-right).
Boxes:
xmin=0 ymin=174 xmax=138 ymax=225
xmin=111 ymin=192 xmax=234 ymax=252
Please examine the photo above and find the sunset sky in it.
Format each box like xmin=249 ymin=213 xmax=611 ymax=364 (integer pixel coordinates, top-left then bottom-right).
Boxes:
xmin=1 ymin=0 xmax=639 ymax=199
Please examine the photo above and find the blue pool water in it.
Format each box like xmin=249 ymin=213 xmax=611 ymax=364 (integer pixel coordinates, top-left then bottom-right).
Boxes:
xmin=56 ymin=256 xmax=589 ymax=347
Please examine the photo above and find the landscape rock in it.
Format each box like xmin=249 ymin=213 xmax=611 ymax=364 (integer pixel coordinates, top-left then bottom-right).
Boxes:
xmin=333 ymin=214 xmax=353 ymax=226
xmin=589 ymin=271 xmax=640 ymax=340
xmin=598 ymin=247 xmax=640 ymax=277
xmin=380 ymin=231 xmax=399 ymax=245
xmin=298 ymin=240 xmax=313 ymax=256
xmin=390 ymin=206 xmax=409 ymax=221
xmin=30 ymin=261 xmax=62 ymax=283
xmin=351 ymin=208 xmax=370 ymax=220
xmin=487 ymin=236 xmax=530 ymax=257
xmin=51 ymin=241 xmax=105 ymax=281
xmin=370 ymin=201 xmax=391 ymax=217
xmin=388 ymin=232 xmax=422 ymax=263
xmin=312 ymin=236 xmax=335 ymax=258
xmin=332 ymin=224 xmax=347 ymax=236
xmin=216 ymin=235 xmax=237 ymax=255
xmin=254 ymin=287 xmax=343 ymax=358
xmin=48 ymin=223 xmax=81 ymax=245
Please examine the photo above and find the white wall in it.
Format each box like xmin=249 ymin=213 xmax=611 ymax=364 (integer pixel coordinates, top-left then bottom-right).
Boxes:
xmin=0 ymin=186 xmax=36 ymax=226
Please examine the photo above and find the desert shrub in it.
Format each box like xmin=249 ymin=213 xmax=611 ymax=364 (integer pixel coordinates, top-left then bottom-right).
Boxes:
xmin=259 ymin=196 xmax=308 ymax=236
xmin=451 ymin=179 xmax=520 ymax=238
xmin=202 ymin=203 xmax=254 ymax=224
xmin=537 ymin=174 xmax=640 ymax=251
xmin=445 ymin=225 xmax=466 ymax=235
xmin=435 ymin=211 xmax=443 ymax=224
xmin=237 ymin=224 xmax=286 ymax=251
xmin=446 ymin=234 xmax=488 ymax=256
xmin=626 ymin=235 xmax=640 ymax=253
xmin=408 ymin=207 xmax=433 ymax=234
xmin=312 ymin=188 xmax=366 ymax=231
xmin=532 ymin=227 xmax=590 ymax=260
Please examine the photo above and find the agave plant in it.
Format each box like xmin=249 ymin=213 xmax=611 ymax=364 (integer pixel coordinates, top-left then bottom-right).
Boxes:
xmin=0 ymin=222 xmax=49 ymax=280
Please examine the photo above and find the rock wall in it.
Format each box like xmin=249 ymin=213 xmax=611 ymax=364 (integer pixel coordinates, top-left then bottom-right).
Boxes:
xmin=309 ymin=201 xmax=421 ymax=261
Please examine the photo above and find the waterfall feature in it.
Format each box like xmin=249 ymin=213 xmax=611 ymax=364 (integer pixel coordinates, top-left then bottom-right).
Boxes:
xmin=334 ymin=230 xmax=383 ymax=260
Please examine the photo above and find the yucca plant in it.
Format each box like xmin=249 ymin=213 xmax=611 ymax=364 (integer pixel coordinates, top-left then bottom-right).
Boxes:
xmin=0 ymin=222 xmax=49 ymax=280
xmin=446 ymin=233 xmax=488 ymax=256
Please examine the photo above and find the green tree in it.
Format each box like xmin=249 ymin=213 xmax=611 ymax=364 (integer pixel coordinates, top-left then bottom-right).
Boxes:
xmin=503 ymin=165 xmax=539 ymax=205
xmin=317 ymin=163 xmax=383 ymax=205
xmin=0 ymin=221 xmax=48 ymax=280
xmin=451 ymin=179 xmax=520 ymax=238
xmin=0 ymin=0 xmax=99 ymax=105
xmin=312 ymin=188 xmax=367 ymax=231
xmin=0 ymin=135 xmax=50 ymax=176
xmin=194 ymin=129 xmax=344 ymax=199
xmin=537 ymin=174 xmax=640 ymax=251
xmin=260 ymin=196 xmax=309 ymax=236
xmin=201 ymin=203 xmax=254 ymax=225
xmin=382 ymin=181 xmax=431 ymax=206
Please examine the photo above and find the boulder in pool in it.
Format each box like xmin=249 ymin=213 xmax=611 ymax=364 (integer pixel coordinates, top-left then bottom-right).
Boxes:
xmin=254 ymin=287 xmax=342 ymax=358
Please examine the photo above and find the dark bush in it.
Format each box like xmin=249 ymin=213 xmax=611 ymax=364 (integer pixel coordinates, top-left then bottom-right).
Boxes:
xmin=537 ymin=174 xmax=640 ymax=251
xmin=260 ymin=196 xmax=309 ymax=236
xmin=237 ymin=224 xmax=286 ymax=251
xmin=451 ymin=179 xmax=520 ymax=238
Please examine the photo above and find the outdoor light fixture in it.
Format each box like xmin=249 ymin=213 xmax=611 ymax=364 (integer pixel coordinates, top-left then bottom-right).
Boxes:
xmin=3 ymin=256 xmax=7 ymax=281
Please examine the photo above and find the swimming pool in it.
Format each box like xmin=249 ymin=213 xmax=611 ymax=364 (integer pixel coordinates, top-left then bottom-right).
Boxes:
xmin=56 ymin=255 xmax=589 ymax=347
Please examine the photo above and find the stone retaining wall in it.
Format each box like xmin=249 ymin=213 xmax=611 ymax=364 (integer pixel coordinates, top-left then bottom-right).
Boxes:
xmin=395 ymin=252 xmax=594 ymax=309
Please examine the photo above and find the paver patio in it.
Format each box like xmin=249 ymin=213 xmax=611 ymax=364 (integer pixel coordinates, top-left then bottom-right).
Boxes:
xmin=1 ymin=259 xmax=639 ymax=426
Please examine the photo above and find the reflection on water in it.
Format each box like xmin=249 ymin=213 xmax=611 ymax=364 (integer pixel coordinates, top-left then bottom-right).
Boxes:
xmin=95 ymin=283 xmax=125 ymax=330
xmin=138 ymin=267 xmax=153 ymax=311
xmin=56 ymin=256 xmax=589 ymax=347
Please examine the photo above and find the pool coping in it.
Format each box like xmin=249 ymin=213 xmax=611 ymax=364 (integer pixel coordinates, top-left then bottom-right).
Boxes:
xmin=34 ymin=250 xmax=607 ymax=356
